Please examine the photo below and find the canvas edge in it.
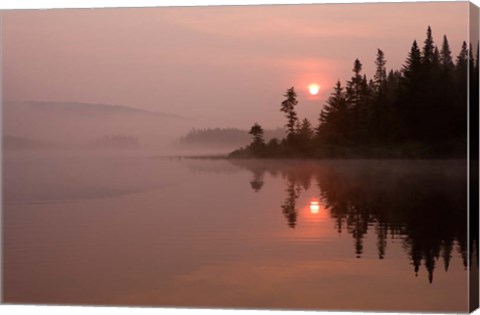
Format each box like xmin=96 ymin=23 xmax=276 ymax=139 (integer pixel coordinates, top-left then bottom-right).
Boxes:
xmin=469 ymin=1 xmax=480 ymax=313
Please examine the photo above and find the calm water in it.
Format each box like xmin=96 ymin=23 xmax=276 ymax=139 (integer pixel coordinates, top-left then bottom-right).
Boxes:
xmin=2 ymin=153 xmax=474 ymax=312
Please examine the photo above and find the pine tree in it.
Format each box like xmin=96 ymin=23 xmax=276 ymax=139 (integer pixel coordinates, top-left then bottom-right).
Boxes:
xmin=318 ymin=81 xmax=349 ymax=145
xmin=440 ymin=35 xmax=454 ymax=69
xmin=296 ymin=118 xmax=314 ymax=154
xmin=370 ymin=50 xmax=394 ymax=146
xmin=249 ymin=123 xmax=265 ymax=146
xmin=456 ymin=41 xmax=468 ymax=66
xmin=473 ymin=42 xmax=480 ymax=161
xmin=299 ymin=118 xmax=314 ymax=141
xmin=247 ymin=123 xmax=266 ymax=157
xmin=346 ymin=59 xmax=364 ymax=108
xmin=469 ymin=43 xmax=475 ymax=77
xmin=345 ymin=59 xmax=372 ymax=144
xmin=280 ymin=87 xmax=299 ymax=140
xmin=374 ymin=49 xmax=387 ymax=92
xmin=403 ymin=40 xmax=422 ymax=79
xmin=453 ymin=41 xmax=468 ymax=139
xmin=422 ymin=26 xmax=436 ymax=65
xmin=398 ymin=40 xmax=423 ymax=141
xmin=469 ymin=43 xmax=479 ymax=161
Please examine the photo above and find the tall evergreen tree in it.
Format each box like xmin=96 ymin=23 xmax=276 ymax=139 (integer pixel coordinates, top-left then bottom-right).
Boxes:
xmin=456 ymin=41 xmax=468 ymax=66
xmin=403 ymin=40 xmax=422 ymax=78
xmin=472 ymin=42 xmax=480 ymax=161
xmin=469 ymin=43 xmax=476 ymax=77
xmin=346 ymin=59 xmax=364 ymax=108
xmin=398 ymin=40 xmax=423 ymax=141
xmin=422 ymin=26 xmax=436 ymax=65
xmin=346 ymin=59 xmax=371 ymax=143
xmin=434 ymin=35 xmax=456 ymax=146
xmin=440 ymin=35 xmax=454 ymax=69
xmin=469 ymin=43 xmax=479 ymax=160
xmin=374 ymin=49 xmax=387 ymax=91
xmin=280 ymin=87 xmax=299 ymax=140
xmin=452 ymin=41 xmax=469 ymax=141
xmin=318 ymin=81 xmax=349 ymax=145
xmin=370 ymin=50 xmax=393 ymax=145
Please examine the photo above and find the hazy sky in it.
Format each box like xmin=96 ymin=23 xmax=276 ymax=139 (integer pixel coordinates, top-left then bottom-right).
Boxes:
xmin=2 ymin=2 xmax=471 ymax=128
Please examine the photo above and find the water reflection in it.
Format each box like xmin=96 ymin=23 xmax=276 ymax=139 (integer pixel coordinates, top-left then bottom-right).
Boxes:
xmin=4 ymin=156 xmax=473 ymax=310
xmin=250 ymin=169 xmax=265 ymax=192
xmin=230 ymin=159 xmax=470 ymax=283
xmin=281 ymin=181 xmax=301 ymax=228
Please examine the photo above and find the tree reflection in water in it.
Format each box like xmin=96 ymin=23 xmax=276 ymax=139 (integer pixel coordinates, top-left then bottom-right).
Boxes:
xmin=230 ymin=159 xmax=475 ymax=284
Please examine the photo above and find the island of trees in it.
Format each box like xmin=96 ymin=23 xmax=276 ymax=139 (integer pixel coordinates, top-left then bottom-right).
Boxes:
xmin=230 ymin=27 xmax=479 ymax=159
xmin=178 ymin=127 xmax=284 ymax=148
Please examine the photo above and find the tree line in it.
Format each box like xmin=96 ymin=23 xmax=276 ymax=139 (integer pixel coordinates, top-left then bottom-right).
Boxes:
xmin=230 ymin=26 xmax=479 ymax=159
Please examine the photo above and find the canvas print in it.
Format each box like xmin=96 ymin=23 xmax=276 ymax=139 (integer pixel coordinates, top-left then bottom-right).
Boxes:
xmin=1 ymin=1 xmax=479 ymax=313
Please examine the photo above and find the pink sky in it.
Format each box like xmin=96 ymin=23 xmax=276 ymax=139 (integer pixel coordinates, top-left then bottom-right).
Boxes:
xmin=2 ymin=2 xmax=471 ymax=128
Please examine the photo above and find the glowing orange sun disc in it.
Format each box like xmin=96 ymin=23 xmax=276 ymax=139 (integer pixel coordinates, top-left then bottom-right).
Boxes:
xmin=308 ymin=84 xmax=320 ymax=95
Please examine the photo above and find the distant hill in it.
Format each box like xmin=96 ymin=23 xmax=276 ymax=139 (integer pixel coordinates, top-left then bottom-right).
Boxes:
xmin=3 ymin=101 xmax=186 ymax=148
xmin=178 ymin=127 xmax=285 ymax=148
xmin=22 ymin=101 xmax=181 ymax=118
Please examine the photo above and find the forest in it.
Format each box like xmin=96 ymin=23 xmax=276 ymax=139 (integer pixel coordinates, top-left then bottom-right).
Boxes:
xmin=230 ymin=27 xmax=479 ymax=159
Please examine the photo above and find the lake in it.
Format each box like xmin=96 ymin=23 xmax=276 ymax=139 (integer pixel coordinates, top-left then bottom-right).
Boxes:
xmin=2 ymin=153 xmax=475 ymax=312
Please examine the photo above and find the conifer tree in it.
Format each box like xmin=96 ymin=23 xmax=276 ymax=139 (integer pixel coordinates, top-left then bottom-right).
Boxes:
xmin=440 ymin=35 xmax=454 ymax=69
xmin=249 ymin=123 xmax=265 ymax=146
xmin=346 ymin=59 xmax=364 ymax=108
xmin=248 ymin=123 xmax=266 ymax=156
xmin=374 ymin=49 xmax=387 ymax=91
xmin=280 ymin=87 xmax=299 ymax=140
xmin=403 ymin=40 xmax=422 ymax=79
xmin=422 ymin=26 xmax=436 ymax=65
xmin=346 ymin=60 xmax=372 ymax=144
xmin=398 ymin=40 xmax=423 ymax=141
xmin=456 ymin=41 xmax=468 ymax=67
xmin=318 ymin=81 xmax=349 ymax=145
xmin=299 ymin=118 xmax=314 ymax=141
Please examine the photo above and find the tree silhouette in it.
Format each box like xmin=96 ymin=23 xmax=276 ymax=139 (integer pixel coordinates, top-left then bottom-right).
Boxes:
xmin=297 ymin=118 xmax=314 ymax=154
xmin=280 ymin=87 xmax=299 ymax=141
xmin=440 ymin=35 xmax=454 ymax=69
xmin=247 ymin=123 xmax=266 ymax=156
xmin=422 ymin=26 xmax=436 ymax=65
xmin=317 ymin=81 xmax=349 ymax=149
xmin=281 ymin=180 xmax=300 ymax=229
xmin=374 ymin=49 xmax=387 ymax=90
xmin=249 ymin=123 xmax=265 ymax=146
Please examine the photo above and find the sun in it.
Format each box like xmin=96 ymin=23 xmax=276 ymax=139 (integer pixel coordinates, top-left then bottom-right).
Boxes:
xmin=309 ymin=200 xmax=320 ymax=214
xmin=308 ymin=84 xmax=320 ymax=95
